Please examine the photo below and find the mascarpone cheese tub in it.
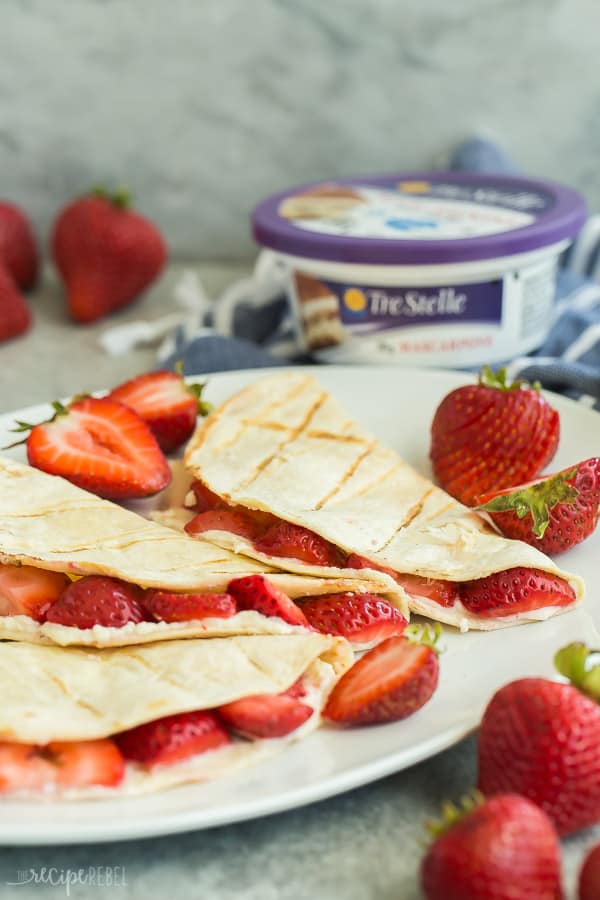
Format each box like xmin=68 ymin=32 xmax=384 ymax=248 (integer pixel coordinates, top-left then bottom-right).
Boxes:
xmin=251 ymin=172 xmax=587 ymax=367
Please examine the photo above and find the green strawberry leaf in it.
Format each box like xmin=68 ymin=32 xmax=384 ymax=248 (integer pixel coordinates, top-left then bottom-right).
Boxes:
xmin=478 ymin=365 xmax=541 ymax=393
xmin=554 ymin=642 xmax=600 ymax=702
xmin=478 ymin=467 xmax=579 ymax=538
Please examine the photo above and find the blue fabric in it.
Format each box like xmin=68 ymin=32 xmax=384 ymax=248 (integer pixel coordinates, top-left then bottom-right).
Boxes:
xmin=165 ymin=139 xmax=600 ymax=410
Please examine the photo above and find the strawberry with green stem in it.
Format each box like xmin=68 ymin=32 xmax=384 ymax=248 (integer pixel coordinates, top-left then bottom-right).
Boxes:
xmin=477 ymin=457 xmax=600 ymax=555
xmin=477 ymin=641 xmax=600 ymax=835
xmin=51 ymin=186 xmax=167 ymax=323
xmin=7 ymin=395 xmax=171 ymax=500
xmin=421 ymin=792 xmax=564 ymax=900
xmin=430 ymin=366 xmax=559 ymax=506
xmin=108 ymin=363 xmax=213 ymax=453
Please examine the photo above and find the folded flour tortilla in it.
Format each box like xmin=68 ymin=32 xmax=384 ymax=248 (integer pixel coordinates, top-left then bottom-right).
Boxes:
xmin=183 ymin=372 xmax=585 ymax=631
xmin=0 ymin=456 xmax=401 ymax=647
xmin=0 ymin=632 xmax=352 ymax=797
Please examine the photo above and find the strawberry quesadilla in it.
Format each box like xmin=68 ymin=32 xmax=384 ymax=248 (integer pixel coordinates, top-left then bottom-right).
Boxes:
xmin=0 ymin=456 xmax=402 ymax=647
xmin=182 ymin=372 xmax=584 ymax=631
xmin=0 ymin=632 xmax=352 ymax=797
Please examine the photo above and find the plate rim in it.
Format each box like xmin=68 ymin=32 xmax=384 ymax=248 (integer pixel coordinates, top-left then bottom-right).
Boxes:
xmin=0 ymin=363 xmax=598 ymax=845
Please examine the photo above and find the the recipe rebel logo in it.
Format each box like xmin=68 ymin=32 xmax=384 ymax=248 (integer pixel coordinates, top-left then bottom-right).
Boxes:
xmin=6 ymin=866 xmax=128 ymax=896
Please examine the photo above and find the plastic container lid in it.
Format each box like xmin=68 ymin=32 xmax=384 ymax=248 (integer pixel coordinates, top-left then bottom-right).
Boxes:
xmin=251 ymin=171 xmax=587 ymax=266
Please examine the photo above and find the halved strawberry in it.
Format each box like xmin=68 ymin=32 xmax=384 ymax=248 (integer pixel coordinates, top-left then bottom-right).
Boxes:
xmin=218 ymin=693 xmax=313 ymax=739
xmin=45 ymin=575 xmax=148 ymax=629
xmin=459 ymin=567 xmax=576 ymax=618
xmin=185 ymin=509 xmax=262 ymax=542
xmin=115 ymin=710 xmax=230 ymax=768
xmin=323 ymin=627 xmax=440 ymax=725
xmin=394 ymin=573 xmax=459 ymax=608
xmin=255 ymin=521 xmax=345 ymax=567
xmin=15 ymin=396 xmax=171 ymax=500
xmin=345 ymin=553 xmax=459 ymax=607
xmin=108 ymin=369 xmax=212 ymax=453
xmin=142 ymin=590 xmax=236 ymax=622
xmin=477 ymin=457 xmax=600 ymax=555
xmin=430 ymin=366 xmax=560 ymax=506
xmin=0 ymin=564 xmax=70 ymax=621
xmin=300 ymin=592 xmax=407 ymax=644
xmin=0 ymin=739 xmax=125 ymax=792
xmin=227 ymin=575 xmax=309 ymax=627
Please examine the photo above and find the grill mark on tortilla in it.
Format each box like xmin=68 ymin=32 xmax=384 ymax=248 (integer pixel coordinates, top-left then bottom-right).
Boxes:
xmin=0 ymin=503 xmax=102 ymax=519
xmin=232 ymin=391 xmax=328 ymax=492
xmin=325 ymin=461 xmax=403 ymax=505
xmin=188 ymin=374 xmax=312 ymax=457
xmin=305 ymin=429 xmax=366 ymax=444
xmin=315 ymin=440 xmax=378 ymax=509
xmin=45 ymin=673 xmax=105 ymax=719
xmin=376 ymin=485 xmax=435 ymax=552
xmin=240 ymin=420 xmax=289 ymax=432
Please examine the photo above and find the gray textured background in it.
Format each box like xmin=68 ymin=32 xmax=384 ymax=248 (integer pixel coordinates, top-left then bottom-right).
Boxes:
xmin=1 ymin=0 xmax=599 ymax=259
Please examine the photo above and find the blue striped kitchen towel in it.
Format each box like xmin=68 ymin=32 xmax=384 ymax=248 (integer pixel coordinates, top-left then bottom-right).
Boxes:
xmin=159 ymin=139 xmax=600 ymax=410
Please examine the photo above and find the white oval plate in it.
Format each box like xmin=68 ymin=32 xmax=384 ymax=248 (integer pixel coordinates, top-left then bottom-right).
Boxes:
xmin=0 ymin=365 xmax=598 ymax=845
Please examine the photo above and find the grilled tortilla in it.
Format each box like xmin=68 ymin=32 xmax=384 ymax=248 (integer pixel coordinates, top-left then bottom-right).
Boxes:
xmin=184 ymin=371 xmax=584 ymax=631
xmin=0 ymin=632 xmax=352 ymax=797
xmin=0 ymin=456 xmax=402 ymax=647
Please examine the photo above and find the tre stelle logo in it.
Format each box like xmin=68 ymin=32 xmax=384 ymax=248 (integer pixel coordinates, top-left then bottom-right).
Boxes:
xmin=342 ymin=288 xmax=368 ymax=317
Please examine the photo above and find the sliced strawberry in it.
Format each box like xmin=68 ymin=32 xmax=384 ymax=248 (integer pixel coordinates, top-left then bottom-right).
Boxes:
xmin=345 ymin=553 xmax=459 ymax=607
xmin=108 ymin=370 xmax=212 ymax=453
xmin=190 ymin=480 xmax=224 ymax=512
xmin=284 ymin=678 xmax=307 ymax=699
xmin=142 ymin=590 xmax=236 ymax=622
xmin=300 ymin=592 xmax=407 ymax=643
xmin=323 ymin=631 xmax=440 ymax=725
xmin=218 ymin=693 xmax=313 ymax=739
xmin=227 ymin=575 xmax=309 ymax=627
xmin=115 ymin=710 xmax=230 ymax=768
xmin=49 ymin=739 xmax=125 ymax=788
xmin=459 ymin=567 xmax=576 ymax=618
xmin=45 ymin=575 xmax=148 ymax=629
xmin=0 ymin=564 xmax=70 ymax=621
xmin=394 ymin=573 xmax=459 ymax=608
xmin=345 ymin=552 xmax=398 ymax=580
xmin=0 ymin=739 xmax=124 ymax=792
xmin=21 ymin=396 xmax=171 ymax=500
xmin=185 ymin=509 xmax=262 ymax=542
xmin=477 ymin=457 xmax=600 ymax=555
xmin=254 ymin=521 xmax=345 ymax=567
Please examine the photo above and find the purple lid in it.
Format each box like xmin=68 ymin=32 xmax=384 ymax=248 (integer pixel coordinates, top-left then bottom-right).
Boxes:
xmin=251 ymin=171 xmax=587 ymax=265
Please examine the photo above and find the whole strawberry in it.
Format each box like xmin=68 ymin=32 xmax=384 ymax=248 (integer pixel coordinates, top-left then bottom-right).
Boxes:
xmin=0 ymin=201 xmax=38 ymax=290
xmin=430 ymin=366 xmax=559 ymax=506
xmin=477 ymin=457 xmax=600 ymax=555
xmin=51 ymin=187 xmax=167 ymax=323
xmin=421 ymin=793 xmax=564 ymax=900
xmin=477 ymin=642 xmax=600 ymax=836
xmin=0 ymin=265 xmax=31 ymax=343
xmin=579 ymin=841 xmax=600 ymax=900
